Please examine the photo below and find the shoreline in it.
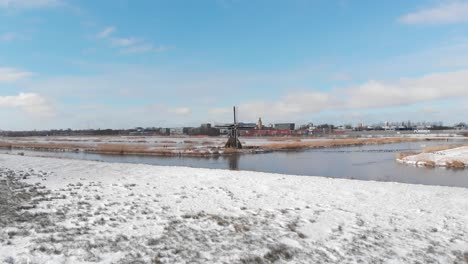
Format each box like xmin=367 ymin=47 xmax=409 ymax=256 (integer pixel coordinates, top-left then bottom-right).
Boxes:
xmin=0 ymin=136 xmax=434 ymax=158
xmin=397 ymin=145 xmax=468 ymax=169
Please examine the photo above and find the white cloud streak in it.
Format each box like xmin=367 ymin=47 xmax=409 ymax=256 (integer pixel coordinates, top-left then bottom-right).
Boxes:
xmin=96 ymin=27 xmax=173 ymax=54
xmin=399 ymin=1 xmax=468 ymax=25
xmin=120 ymin=44 xmax=173 ymax=54
xmin=111 ymin=37 xmax=141 ymax=47
xmin=0 ymin=67 xmax=32 ymax=82
xmin=0 ymin=93 xmax=55 ymax=117
xmin=97 ymin=26 xmax=116 ymax=39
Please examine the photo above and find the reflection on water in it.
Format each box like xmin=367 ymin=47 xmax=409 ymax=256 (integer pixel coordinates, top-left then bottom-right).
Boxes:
xmin=227 ymin=155 xmax=239 ymax=170
xmin=2 ymin=140 xmax=468 ymax=188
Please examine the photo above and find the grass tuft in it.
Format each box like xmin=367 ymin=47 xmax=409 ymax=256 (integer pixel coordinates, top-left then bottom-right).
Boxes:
xmin=396 ymin=152 xmax=419 ymax=160
xmin=418 ymin=160 xmax=436 ymax=167
xmin=446 ymin=160 xmax=465 ymax=169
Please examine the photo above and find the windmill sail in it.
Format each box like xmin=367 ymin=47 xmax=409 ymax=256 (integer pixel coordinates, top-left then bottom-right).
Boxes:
xmin=215 ymin=106 xmax=253 ymax=149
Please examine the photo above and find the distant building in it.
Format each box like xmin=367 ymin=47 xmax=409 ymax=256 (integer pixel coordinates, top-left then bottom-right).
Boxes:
xmin=274 ymin=123 xmax=295 ymax=130
xmin=170 ymin=127 xmax=184 ymax=135
xmin=257 ymin=118 xmax=263 ymax=130
xmin=186 ymin=124 xmax=220 ymax=136
xmin=200 ymin=123 xmax=212 ymax=129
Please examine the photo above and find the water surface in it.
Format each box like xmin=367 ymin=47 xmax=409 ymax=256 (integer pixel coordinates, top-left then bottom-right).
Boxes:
xmin=2 ymin=140 xmax=467 ymax=188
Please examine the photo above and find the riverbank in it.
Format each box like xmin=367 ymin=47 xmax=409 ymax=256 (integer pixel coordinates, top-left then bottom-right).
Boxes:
xmin=398 ymin=145 xmax=468 ymax=168
xmin=0 ymin=135 xmax=440 ymax=157
xmin=1 ymin=154 xmax=467 ymax=263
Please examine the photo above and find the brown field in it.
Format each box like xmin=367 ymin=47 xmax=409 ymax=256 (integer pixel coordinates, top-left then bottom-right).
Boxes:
xmin=266 ymin=137 xmax=302 ymax=142
xmin=0 ymin=141 xmax=89 ymax=151
xmin=0 ymin=142 xmax=13 ymax=148
xmin=96 ymin=144 xmax=154 ymax=154
xmin=262 ymin=137 xmax=423 ymax=150
xmin=0 ymin=141 xmax=190 ymax=156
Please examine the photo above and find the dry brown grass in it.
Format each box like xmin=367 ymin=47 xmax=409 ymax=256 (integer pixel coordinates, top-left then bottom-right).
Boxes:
xmin=417 ymin=160 xmax=436 ymax=167
xmin=262 ymin=137 xmax=422 ymax=150
xmin=266 ymin=137 xmax=302 ymax=142
xmin=0 ymin=142 xmax=88 ymax=151
xmin=446 ymin=160 xmax=465 ymax=169
xmin=223 ymin=148 xmax=241 ymax=154
xmin=160 ymin=140 xmax=176 ymax=144
xmin=0 ymin=139 xmax=225 ymax=157
xmin=96 ymin=144 xmax=164 ymax=154
xmin=396 ymin=151 xmax=419 ymax=160
xmin=421 ymin=144 xmax=468 ymax=153
xmin=0 ymin=142 xmax=13 ymax=148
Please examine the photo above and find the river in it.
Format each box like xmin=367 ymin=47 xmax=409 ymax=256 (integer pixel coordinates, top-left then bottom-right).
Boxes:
xmin=2 ymin=140 xmax=467 ymax=188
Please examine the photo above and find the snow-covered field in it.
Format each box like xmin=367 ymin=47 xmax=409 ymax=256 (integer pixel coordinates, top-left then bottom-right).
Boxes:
xmin=1 ymin=153 xmax=468 ymax=263
xmin=399 ymin=146 xmax=468 ymax=168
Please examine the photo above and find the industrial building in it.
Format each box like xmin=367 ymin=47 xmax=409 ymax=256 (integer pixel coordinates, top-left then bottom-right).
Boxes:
xmin=274 ymin=123 xmax=295 ymax=130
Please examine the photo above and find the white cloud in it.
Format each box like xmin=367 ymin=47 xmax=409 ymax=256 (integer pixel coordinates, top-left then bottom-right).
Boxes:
xmin=0 ymin=93 xmax=55 ymax=117
xmin=399 ymin=1 xmax=468 ymax=25
xmin=96 ymin=29 xmax=172 ymax=54
xmin=0 ymin=67 xmax=32 ymax=82
xmin=0 ymin=0 xmax=61 ymax=9
xmin=169 ymin=107 xmax=192 ymax=116
xmin=343 ymin=70 xmax=468 ymax=108
xmin=120 ymin=44 xmax=173 ymax=54
xmin=209 ymin=69 xmax=468 ymax=121
xmin=210 ymin=92 xmax=333 ymax=121
xmin=97 ymin=26 xmax=116 ymax=39
xmin=111 ymin=37 xmax=141 ymax=47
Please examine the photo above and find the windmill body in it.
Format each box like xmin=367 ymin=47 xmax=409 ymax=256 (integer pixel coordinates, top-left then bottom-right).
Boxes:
xmin=215 ymin=106 xmax=255 ymax=149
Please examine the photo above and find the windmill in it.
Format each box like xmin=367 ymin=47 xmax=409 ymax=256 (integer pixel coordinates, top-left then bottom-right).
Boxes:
xmin=215 ymin=106 xmax=256 ymax=149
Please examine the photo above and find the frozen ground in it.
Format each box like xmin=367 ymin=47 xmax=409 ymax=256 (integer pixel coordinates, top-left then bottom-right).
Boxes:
xmin=399 ymin=146 xmax=468 ymax=168
xmin=0 ymin=153 xmax=468 ymax=263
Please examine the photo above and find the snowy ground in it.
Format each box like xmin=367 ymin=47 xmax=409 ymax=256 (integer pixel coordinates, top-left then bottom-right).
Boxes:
xmin=1 ymin=154 xmax=468 ymax=264
xmin=399 ymin=146 xmax=468 ymax=168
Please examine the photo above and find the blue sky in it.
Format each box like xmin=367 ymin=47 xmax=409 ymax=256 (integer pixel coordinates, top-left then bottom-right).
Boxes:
xmin=1 ymin=0 xmax=468 ymax=129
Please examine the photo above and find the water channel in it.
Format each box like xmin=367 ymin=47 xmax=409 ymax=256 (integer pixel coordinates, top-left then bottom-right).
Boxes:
xmin=2 ymin=140 xmax=467 ymax=188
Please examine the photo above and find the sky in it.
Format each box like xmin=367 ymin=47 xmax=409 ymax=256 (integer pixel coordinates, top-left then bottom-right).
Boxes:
xmin=1 ymin=0 xmax=468 ymax=130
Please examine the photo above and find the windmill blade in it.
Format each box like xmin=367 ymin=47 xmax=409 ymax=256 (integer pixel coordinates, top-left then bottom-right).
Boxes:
xmin=233 ymin=106 xmax=237 ymax=125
